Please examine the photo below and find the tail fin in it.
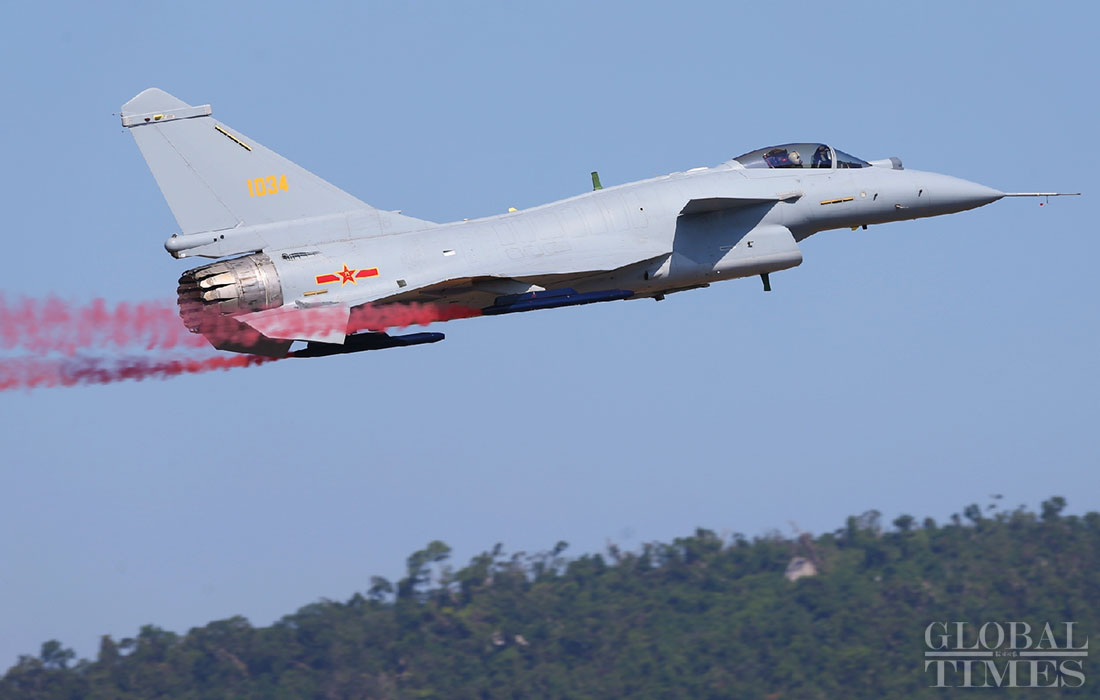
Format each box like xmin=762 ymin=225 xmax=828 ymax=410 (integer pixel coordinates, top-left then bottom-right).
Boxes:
xmin=121 ymin=88 xmax=428 ymax=236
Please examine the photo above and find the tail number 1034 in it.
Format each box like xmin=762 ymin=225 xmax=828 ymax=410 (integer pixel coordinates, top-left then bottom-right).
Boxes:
xmin=249 ymin=175 xmax=288 ymax=197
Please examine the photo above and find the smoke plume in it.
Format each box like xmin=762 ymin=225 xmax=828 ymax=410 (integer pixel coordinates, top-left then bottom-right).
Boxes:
xmin=0 ymin=295 xmax=481 ymax=391
xmin=0 ymin=354 xmax=276 ymax=391
xmin=0 ymin=295 xmax=205 ymax=354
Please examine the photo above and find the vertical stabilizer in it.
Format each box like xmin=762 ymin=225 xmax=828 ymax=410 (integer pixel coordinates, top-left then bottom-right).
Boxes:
xmin=121 ymin=88 xmax=432 ymax=236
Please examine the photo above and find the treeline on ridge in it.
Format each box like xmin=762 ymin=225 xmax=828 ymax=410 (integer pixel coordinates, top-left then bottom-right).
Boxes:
xmin=3 ymin=497 xmax=1096 ymax=699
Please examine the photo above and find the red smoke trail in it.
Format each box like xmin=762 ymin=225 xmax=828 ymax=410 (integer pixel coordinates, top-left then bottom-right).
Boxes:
xmin=2 ymin=295 xmax=483 ymax=354
xmin=1 ymin=294 xmax=481 ymax=390
xmin=0 ymin=354 xmax=278 ymax=392
xmin=192 ymin=302 xmax=484 ymax=349
xmin=348 ymin=303 xmax=483 ymax=333
xmin=0 ymin=295 xmax=205 ymax=354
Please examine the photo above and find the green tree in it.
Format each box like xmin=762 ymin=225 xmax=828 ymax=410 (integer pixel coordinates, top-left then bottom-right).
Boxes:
xmin=38 ymin=641 xmax=74 ymax=671
xmin=1041 ymin=495 xmax=1067 ymax=521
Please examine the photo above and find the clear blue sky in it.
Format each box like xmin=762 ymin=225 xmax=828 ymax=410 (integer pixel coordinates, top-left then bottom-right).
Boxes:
xmin=1 ymin=0 xmax=1096 ymax=667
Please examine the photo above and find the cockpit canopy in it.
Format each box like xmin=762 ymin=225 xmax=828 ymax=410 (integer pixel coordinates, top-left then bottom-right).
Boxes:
xmin=733 ymin=143 xmax=870 ymax=170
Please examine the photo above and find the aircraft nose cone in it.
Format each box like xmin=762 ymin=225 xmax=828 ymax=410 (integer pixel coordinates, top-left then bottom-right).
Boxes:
xmin=930 ymin=174 xmax=1004 ymax=214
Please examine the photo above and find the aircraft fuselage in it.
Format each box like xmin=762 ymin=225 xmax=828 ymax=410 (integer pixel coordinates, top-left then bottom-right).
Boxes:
xmin=122 ymin=91 xmax=1069 ymax=356
xmin=236 ymin=158 xmax=1004 ymax=311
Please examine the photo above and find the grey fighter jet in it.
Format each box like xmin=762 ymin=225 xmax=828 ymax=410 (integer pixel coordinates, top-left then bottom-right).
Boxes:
xmin=121 ymin=89 xmax=1077 ymax=357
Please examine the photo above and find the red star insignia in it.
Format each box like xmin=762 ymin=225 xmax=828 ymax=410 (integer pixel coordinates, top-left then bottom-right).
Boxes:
xmin=337 ymin=264 xmax=358 ymax=285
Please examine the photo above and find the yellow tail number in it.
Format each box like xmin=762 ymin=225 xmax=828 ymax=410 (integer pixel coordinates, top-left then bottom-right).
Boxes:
xmin=248 ymin=175 xmax=289 ymax=197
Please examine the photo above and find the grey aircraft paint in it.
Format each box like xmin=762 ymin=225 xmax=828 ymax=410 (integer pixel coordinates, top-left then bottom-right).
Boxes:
xmin=121 ymin=89 xmax=1078 ymax=357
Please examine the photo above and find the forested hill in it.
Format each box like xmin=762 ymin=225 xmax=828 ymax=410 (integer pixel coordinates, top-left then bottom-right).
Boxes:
xmin=4 ymin=498 xmax=1097 ymax=699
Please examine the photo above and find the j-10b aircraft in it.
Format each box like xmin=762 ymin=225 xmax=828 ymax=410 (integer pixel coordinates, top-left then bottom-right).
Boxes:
xmin=121 ymin=88 xmax=1077 ymax=358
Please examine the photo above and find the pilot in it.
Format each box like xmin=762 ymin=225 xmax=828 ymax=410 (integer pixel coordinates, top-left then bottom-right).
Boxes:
xmin=787 ymin=150 xmax=803 ymax=167
xmin=812 ymin=145 xmax=832 ymax=168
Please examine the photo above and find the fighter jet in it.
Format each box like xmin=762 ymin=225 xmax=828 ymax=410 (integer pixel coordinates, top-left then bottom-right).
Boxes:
xmin=121 ymin=88 xmax=1077 ymax=357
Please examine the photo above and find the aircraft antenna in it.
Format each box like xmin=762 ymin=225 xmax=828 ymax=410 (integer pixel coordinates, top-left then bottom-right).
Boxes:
xmin=1003 ymin=192 xmax=1081 ymax=207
